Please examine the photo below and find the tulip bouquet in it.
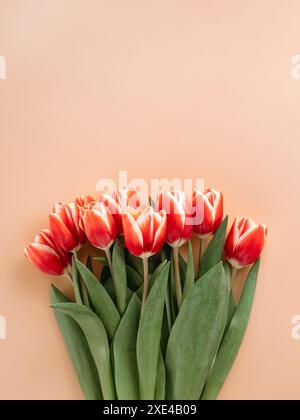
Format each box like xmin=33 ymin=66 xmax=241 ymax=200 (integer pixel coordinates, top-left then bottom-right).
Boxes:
xmin=24 ymin=186 xmax=267 ymax=400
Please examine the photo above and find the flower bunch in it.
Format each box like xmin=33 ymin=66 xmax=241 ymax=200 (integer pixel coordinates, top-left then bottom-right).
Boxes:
xmin=24 ymin=186 xmax=267 ymax=400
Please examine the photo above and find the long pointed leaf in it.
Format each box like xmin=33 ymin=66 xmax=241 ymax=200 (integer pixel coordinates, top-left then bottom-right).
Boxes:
xmin=112 ymin=240 xmax=127 ymax=314
xmin=75 ymin=259 xmax=120 ymax=341
xmin=126 ymin=265 xmax=143 ymax=290
xmin=155 ymin=351 xmax=166 ymax=400
xmin=137 ymin=262 xmax=170 ymax=400
xmin=71 ymin=255 xmax=83 ymax=305
xmin=113 ymin=294 xmax=140 ymax=400
xmin=126 ymin=252 xmax=144 ymax=276
xmin=136 ymin=260 xmax=168 ymax=300
xmin=50 ymin=286 xmax=102 ymax=400
xmin=183 ymin=241 xmax=194 ymax=300
xmin=166 ymin=262 xmax=229 ymax=400
xmin=201 ymin=259 xmax=260 ymax=400
xmin=161 ymin=248 xmax=172 ymax=333
xmin=198 ymin=216 xmax=228 ymax=277
xmin=51 ymin=302 xmax=115 ymax=400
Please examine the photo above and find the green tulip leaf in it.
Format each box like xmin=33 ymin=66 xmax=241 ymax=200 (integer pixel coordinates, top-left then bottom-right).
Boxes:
xmin=113 ymin=293 xmax=140 ymax=400
xmin=136 ymin=260 xmax=168 ymax=300
xmin=161 ymin=247 xmax=173 ymax=333
xmin=51 ymin=302 xmax=115 ymax=400
xmin=94 ymin=256 xmax=107 ymax=265
xmin=198 ymin=216 xmax=228 ymax=278
xmin=155 ymin=351 xmax=166 ymax=400
xmin=75 ymin=259 xmax=120 ymax=341
xmin=166 ymin=262 xmax=229 ymax=400
xmin=50 ymin=285 xmax=102 ymax=400
xmin=104 ymin=277 xmax=133 ymax=305
xmin=100 ymin=264 xmax=110 ymax=285
xmin=86 ymin=255 xmax=93 ymax=271
xmin=71 ymin=255 xmax=83 ymax=305
xmin=126 ymin=265 xmax=143 ymax=290
xmin=201 ymin=259 xmax=260 ymax=400
xmin=224 ymin=262 xmax=236 ymax=332
xmin=126 ymin=252 xmax=144 ymax=276
xmin=183 ymin=241 xmax=195 ymax=300
xmin=137 ymin=262 xmax=170 ymax=400
xmin=179 ymin=252 xmax=187 ymax=271
xmin=112 ymin=240 xmax=127 ymax=315
xmin=169 ymin=253 xmax=178 ymax=322
xmin=225 ymin=290 xmax=236 ymax=333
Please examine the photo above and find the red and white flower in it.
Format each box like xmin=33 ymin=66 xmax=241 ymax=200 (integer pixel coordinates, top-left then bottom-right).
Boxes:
xmin=225 ymin=217 xmax=267 ymax=268
xmin=99 ymin=186 xmax=140 ymax=234
xmin=24 ymin=229 xmax=71 ymax=276
xmin=157 ymin=189 xmax=193 ymax=247
xmin=192 ymin=187 xmax=223 ymax=237
xmin=81 ymin=202 xmax=117 ymax=250
xmin=49 ymin=202 xmax=86 ymax=252
xmin=122 ymin=206 xmax=167 ymax=258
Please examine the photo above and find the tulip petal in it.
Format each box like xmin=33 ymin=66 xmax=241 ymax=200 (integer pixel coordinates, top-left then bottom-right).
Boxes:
xmin=49 ymin=213 xmax=78 ymax=252
xmin=181 ymin=222 xmax=193 ymax=242
xmin=83 ymin=209 xmax=116 ymax=250
xmin=151 ymin=211 xmax=167 ymax=255
xmin=224 ymin=217 xmax=241 ymax=260
xmin=137 ymin=210 xmax=154 ymax=253
xmin=116 ymin=187 xmax=140 ymax=210
xmin=193 ymin=194 xmax=214 ymax=236
xmin=158 ymin=191 xmax=185 ymax=245
xmin=238 ymin=217 xmax=255 ymax=236
xmin=67 ymin=203 xmax=86 ymax=245
xmin=35 ymin=229 xmax=71 ymax=267
xmin=25 ymin=243 xmax=65 ymax=276
xmin=54 ymin=204 xmax=79 ymax=242
xmin=122 ymin=212 xmax=144 ymax=257
xmin=75 ymin=195 xmax=96 ymax=208
xmin=99 ymin=193 xmax=121 ymax=215
xmin=98 ymin=194 xmax=124 ymax=235
xmin=192 ymin=188 xmax=223 ymax=237
xmin=234 ymin=225 xmax=266 ymax=266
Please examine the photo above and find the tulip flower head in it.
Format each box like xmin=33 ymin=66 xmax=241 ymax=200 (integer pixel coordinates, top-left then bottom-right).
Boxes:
xmin=81 ymin=202 xmax=117 ymax=250
xmin=24 ymin=229 xmax=71 ymax=276
xmin=122 ymin=206 xmax=167 ymax=258
xmin=225 ymin=217 xmax=267 ymax=269
xmin=157 ymin=189 xmax=193 ymax=247
xmin=98 ymin=186 xmax=140 ymax=234
xmin=75 ymin=194 xmax=96 ymax=209
xmin=192 ymin=187 xmax=223 ymax=238
xmin=49 ymin=202 xmax=86 ymax=253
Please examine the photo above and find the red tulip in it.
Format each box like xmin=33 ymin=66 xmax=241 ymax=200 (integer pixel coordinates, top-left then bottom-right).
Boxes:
xmin=122 ymin=206 xmax=167 ymax=258
xmin=192 ymin=188 xmax=223 ymax=237
xmin=24 ymin=229 xmax=71 ymax=275
xmin=75 ymin=194 xmax=96 ymax=209
xmin=99 ymin=187 xmax=140 ymax=234
xmin=49 ymin=202 xmax=86 ymax=252
xmin=81 ymin=202 xmax=117 ymax=250
xmin=157 ymin=190 xmax=193 ymax=247
xmin=225 ymin=217 xmax=267 ymax=268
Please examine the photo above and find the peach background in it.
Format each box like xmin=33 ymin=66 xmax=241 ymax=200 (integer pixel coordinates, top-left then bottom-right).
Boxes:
xmin=0 ymin=0 xmax=300 ymax=400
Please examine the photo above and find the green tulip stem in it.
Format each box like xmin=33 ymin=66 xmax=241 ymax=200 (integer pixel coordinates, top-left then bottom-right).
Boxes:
xmin=141 ymin=257 xmax=149 ymax=314
xmin=104 ymin=247 xmax=112 ymax=277
xmin=230 ymin=267 xmax=239 ymax=303
xmin=198 ymin=237 xmax=206 ymax=273
xmin=173 ymin=247 xmax=182 ymax=309
xmin=72 ymin=250 xmax=90 ymax=308
xmin=104 ymin=247 xmax=116 ymax=290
